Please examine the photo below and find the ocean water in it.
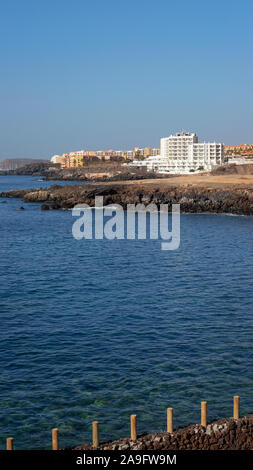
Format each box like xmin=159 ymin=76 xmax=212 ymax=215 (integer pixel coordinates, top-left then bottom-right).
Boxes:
xmin=0 ymin=175 xmax=253 ymax=449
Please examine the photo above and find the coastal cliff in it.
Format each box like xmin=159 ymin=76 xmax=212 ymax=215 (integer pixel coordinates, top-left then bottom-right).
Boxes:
xmin=1 ymin=181 xmax=253 ymax=215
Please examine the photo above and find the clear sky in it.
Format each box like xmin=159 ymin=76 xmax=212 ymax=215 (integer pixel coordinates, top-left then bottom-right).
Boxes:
xmin=0 ymin=0 xmax=252 ymax=158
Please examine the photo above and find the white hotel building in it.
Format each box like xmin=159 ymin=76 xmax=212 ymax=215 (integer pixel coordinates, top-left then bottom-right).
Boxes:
xmin=129 ymin=131 xmax=224 ymax=174
xmin=160 ymin=132 xmax=224 ymax=173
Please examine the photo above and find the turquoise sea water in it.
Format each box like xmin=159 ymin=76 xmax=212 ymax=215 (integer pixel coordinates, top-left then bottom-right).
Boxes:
xmin=0 ymin=175 xmax=253 ymax=449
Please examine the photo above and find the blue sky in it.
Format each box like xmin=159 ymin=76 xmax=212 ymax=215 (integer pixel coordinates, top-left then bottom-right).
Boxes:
xmin=0 ymin=0 xmax=252 ymax=158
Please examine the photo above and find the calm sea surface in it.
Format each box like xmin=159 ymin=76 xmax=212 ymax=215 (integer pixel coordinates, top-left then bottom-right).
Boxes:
xmin=0 ymin=175 xmax=253 ymax=449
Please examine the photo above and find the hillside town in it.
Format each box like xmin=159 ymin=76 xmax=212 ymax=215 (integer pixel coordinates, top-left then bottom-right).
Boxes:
xmin=50 ymin=146 xmax=160 ymax=167
xmin=1 ymin=132 xmax=253 ymax=174
xmin=50 ymin=132 xmax=253 ymax=175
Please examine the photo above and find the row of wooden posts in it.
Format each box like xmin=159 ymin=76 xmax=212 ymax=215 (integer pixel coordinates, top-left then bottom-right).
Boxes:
xmin=5 ymin=396 xmax=240 ymax=450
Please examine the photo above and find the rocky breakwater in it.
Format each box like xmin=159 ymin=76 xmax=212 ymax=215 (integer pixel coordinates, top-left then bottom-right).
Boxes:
xmin=1 ymin=182 xmax=253 ymax=215
xmin=73 ymin=416 xmax=253 ymax=450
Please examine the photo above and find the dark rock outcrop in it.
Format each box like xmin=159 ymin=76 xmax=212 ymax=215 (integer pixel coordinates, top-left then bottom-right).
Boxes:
xmin=74 ymin=416 xmax=253 ymax=450
xmin=41 ymin=204 xmax=50 ymax=210
xmin=1 ymin=182 xmax=253 ymax=215
xmin=0 ymin=161 xmax=163 ymax=182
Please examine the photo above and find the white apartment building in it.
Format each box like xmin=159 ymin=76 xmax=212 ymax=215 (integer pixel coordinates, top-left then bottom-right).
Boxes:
xmin=160 ymin=132 xmax=198 ymax=163
xmin=127 ymin=155 xmax=169 ymax=172
xmin=160 ymin=131 xmax=224 ymax=173
xmin=128 ymin=132 xmax=224 ymax=174
xmin=188 ymin=142 xmax=224 ymax=171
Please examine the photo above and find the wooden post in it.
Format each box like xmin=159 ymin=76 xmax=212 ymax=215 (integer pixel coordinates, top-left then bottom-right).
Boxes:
xmin=233 ymin=395 xmax=240 ymax=419
xmin=6 ymin=438 xmax=14 ymax=450
xmin=92 ymin=421 xmax=99 ymax=448
xmin=201 ymin=401 xmax=207 ymax=427
xmin=130 ymin=414 xmax=137 ymax=440
xmin=52 ymin=428 xmax=59 ymax=450
xmin=167 ymin=408 xmax=173 ymax=433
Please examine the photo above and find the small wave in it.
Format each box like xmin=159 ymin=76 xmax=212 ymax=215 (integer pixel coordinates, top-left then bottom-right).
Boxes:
xmin=223 ymin=213 xmax=246 ymax=217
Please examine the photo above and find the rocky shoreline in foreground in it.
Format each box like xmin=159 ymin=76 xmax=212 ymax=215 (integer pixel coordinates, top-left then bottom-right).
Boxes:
xmin=1 ymin=181 xmax=253 ymax=215
xmin=72 ymin=416 xmax=253 ymax=450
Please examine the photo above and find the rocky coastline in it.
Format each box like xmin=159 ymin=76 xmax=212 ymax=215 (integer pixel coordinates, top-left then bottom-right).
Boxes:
xmin=73 ymin=416 xmax=253 ymax=450
xmin=0 ymin=161 xmax=161 ymax=182
xmin=1 ymin=181 xmax=253 ymax=215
